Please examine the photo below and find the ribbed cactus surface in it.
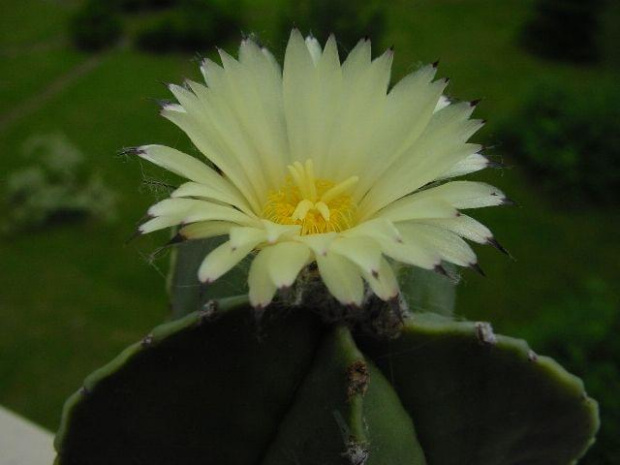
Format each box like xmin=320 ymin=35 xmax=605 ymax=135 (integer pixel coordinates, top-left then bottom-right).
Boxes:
xmin=54 ymin=295 xmax=599 ymax=464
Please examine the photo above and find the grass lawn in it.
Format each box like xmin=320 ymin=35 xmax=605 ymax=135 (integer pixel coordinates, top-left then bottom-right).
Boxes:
xmin=0 ymin=0 xmax=618 ymax=453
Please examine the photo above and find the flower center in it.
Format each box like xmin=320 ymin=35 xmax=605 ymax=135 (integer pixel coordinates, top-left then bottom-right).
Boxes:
xmin=262 ymin=160 xmax=359 ymax=235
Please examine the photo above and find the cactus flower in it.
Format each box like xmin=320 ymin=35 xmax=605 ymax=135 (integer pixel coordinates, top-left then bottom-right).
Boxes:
xmin=135 ymin=30 xmax=508 ymax=309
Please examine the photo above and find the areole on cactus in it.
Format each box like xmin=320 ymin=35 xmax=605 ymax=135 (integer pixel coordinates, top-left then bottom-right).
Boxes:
xmin=54 ymin=31 xmax=599 ymax=464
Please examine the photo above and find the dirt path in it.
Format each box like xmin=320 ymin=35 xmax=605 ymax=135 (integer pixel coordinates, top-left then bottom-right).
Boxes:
xmin=0 ymin=53 xmax=104 ymax=132
xmin=0 ymin=36 xmax=65 ymax=58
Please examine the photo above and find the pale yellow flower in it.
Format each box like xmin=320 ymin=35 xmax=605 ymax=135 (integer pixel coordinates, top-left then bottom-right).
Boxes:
xmin=136 ymin=31 xmax=508 ymax=309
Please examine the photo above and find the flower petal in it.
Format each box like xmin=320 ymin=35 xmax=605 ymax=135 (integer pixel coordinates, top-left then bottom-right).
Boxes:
xmin=343 ymin=218 xmax=402 ymax=244
xmin=198 ymin=239 xmax=257 ymax=283
xmin=362 ymin=102 xmax=484 ymax=215
xmin=437 ymin=152 xmax=490 ymax=180
xmin=414 ymin=214 xmax=492 ymax=244
xmin=434 ymin=94 xmax=451 ymax=112
xmin=296 ymin=232 xmax=338 ymax=256
xmin=311 ymin=35 xmax=343 ymax=174
xmin=148 ymin=198 xmax=252 ymax=226
xmin=229 ymin=226 xmax=267 ymax=250
xmin=409 ymin=181 xmax=508 ymax=209
xmin=354 ymin=65 xmax=446 ymax=198
xmin=316 ymin=252 xmax=364 ymax=306
xmin=160 ymin=100 xmax=263 ymax=212
xmin=171 ymin=182 xmax=254 ymax=216
xmin=138 ymin=145 xmax=229 ymax=187
xmin=283 ymin=30 xmax=319 ymax=164
xmin=330 ymin=236 xmax=382 ymax=276
xmin=248 ymin=247 xmax=278 ymax=308
xmin=216 ymin=46 xmax=288 ymax=190
xmin=380 ymin=239 xmax=441 ymax=270
xmin=178 ymin=221 xmax=234 ymax=240
xmin=374 ymin=196 xmax=459 ymax=223
xmin=260 ymin=220 xmax=301 ymax=244
xmin=267 ymin=241 xmax=312 ymax=289
xmin=362 ymin=257 xmax=400 ymax=301
xmin=305 ymin=36 xmax=322 ymax=64
xmin=341 ymin=38 xmax=372 ymax=79
xmin=139 ymin=216 xmax=184 ymax=234
xmin=398 ymin=223 xmax=477 ymax=267
xmin=328 ymin=47 xmax=393 ymax=181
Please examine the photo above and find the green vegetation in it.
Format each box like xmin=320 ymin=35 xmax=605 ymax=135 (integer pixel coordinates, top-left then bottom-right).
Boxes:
xmin=3 ymin=133 xmax=117 ymax=234
xmin=135 ymin=0 xmax=241 ymax=53
xmin=1 ymin=0 xmax=618 ymax=462
xmin=513 ymin=279 xmax=619 ymax=464
xmin=521 ymin=0 xmax=607 ymax=63
xmin=69 ymin=1 xmax=123 ymax=51
xmin=498 ymin=81 xmax=620 ymax=205
xmin=284 ymin=0 xmax=385 ymax=52
xmin=68 ymin=0 xmax=242 ymax=53
xmin=117 ymin=0 xmax=178 ymax=12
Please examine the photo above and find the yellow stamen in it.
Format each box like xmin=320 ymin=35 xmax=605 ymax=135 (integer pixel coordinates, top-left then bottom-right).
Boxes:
xmin=263 ymin=159 xmax=358 ymax=235
xmin=291 ymin=199 xmax=314 ymax=221
xmin=315 ymin=201 xmax=330 ymax=221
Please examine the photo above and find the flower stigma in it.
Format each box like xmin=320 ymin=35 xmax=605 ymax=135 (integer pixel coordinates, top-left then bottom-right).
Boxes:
xmin=263 ymin=159 xmax=359 ymax=235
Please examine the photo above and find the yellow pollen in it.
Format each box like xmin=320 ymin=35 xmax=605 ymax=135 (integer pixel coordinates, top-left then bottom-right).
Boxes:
xmin=263 ymin=159 xmax=358 ymax=235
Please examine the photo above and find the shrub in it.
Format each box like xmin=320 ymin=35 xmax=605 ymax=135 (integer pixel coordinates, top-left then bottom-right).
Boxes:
xmin=117 ymin=0 xmax=178 ymax=12
xmin=521 ymin=0 xmax=607 ymax=63
xmin=283 ymin=0 xmax=385 ymax=53
xmin=498 ymin=83 xmax=620 ymax=205
xmin=514 ymin=279 xmax=620 ymax=464
xmin=2 ymin=134 xmax=116 ymax=234
xmin=69 ymin=1 xmax=123 ymax=51
xmin=135 ymin=0 xmax=240 ymax=53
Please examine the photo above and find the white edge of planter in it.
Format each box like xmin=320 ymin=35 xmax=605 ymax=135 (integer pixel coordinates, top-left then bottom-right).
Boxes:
xmin=0 ymin=405 xmax=55 ymax=465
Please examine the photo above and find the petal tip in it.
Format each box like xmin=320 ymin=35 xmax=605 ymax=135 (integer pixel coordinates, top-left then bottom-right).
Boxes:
xmin=434 ymin=264 xmax=448 ymax=276
xmin=487 ymin=237 xmax=511 ymax=257
xmin=166 ymin=233 xmax=186 ymax=246
xmin=117 ymin=146 xmax=144 ymax=158
xmin=125 ymin=228 xmax=142 ymax=244
xmin=487 ymin=158 xmax=506 ymax=169
xmin=469 ymin=262 xmax=486 ymax=277
xmin=501 ymin=196 xmax=518 ymax=206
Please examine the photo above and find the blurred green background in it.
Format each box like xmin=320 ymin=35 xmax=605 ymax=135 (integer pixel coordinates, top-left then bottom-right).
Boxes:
xmin=0 ymin=0 xmax=618 ymax=462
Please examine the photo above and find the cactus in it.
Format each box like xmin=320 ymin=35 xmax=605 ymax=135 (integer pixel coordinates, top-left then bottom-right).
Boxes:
xmin=53 ymin=28 xmax=599 ymax=462
xmin=55 ymin=283 xmax=599 ymax=463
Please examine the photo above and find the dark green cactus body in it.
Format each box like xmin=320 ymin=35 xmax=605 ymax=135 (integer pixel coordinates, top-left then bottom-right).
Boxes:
xmin=167 ymin=238 xmax=249 ymax=319
xmin=55 ymin=295 xmax=599 ymax=464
